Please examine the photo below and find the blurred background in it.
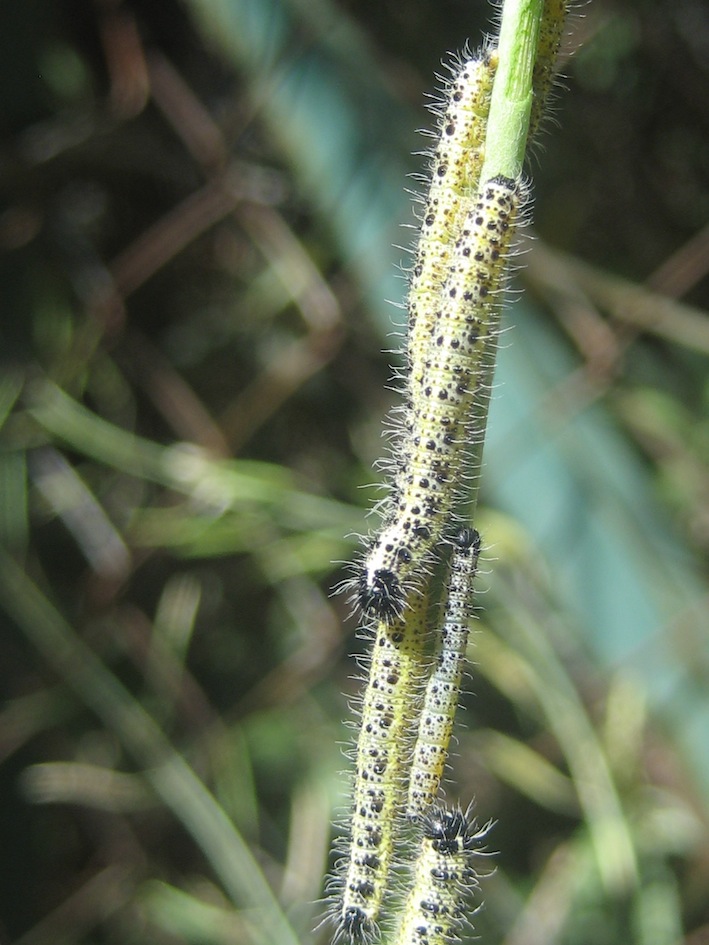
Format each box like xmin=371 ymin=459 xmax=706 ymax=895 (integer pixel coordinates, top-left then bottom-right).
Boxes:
xmin=1 ymin=0 xmax=708 ymax=943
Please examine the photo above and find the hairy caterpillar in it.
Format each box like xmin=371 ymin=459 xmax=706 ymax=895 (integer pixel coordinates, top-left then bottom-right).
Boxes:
xmin=393 ymin=804 xmax=490 ymax=945
xmin=333 ymin=589 xmax=431 ymax=942
xmin=408 ymin=528 xmax=481 ymax=817
xmin=360 ymin=175 xmax=522 ymax=621
xmin=407 ymin=49 xmax=498 ymax=387
xmin=528 ymin=0 xmax=570 ymax=144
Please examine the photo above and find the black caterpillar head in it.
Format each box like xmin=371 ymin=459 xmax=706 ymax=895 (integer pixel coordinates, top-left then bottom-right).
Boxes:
xmin=358 ymin=567 xmax=405 ymax=622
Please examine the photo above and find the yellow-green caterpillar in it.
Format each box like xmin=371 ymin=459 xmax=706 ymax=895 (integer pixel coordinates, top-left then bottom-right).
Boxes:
xmin=393 ymin=804 xmax=490 ymax=945
xmin=408 ymin=528 xmax=480 ymax=818
xmin=407 ymin=49 xmax=498 ymax=386
xmin=359 ymin=176 xmax=522 ymax=621
xmin=333 ymin=589 xmax=431 ymax=941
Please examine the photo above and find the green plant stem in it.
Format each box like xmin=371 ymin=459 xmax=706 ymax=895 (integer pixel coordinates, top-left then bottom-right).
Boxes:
xmin=480 ymin=0 xmax=542 ymax=180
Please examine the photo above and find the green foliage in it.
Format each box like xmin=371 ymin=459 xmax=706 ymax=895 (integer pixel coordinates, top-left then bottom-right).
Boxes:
xmin=0 ymin=1 xmax=708 ymax=943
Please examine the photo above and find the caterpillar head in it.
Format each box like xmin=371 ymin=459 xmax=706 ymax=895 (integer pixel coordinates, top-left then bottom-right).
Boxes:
xmin=422 ymin=802 xmax=491 ymax=855
xmin=454 ymin=527 xmax=481 ymax=555
xmin=358 ymin=565 xmax=406 ymax=622
xmin=339 ymin=904 xmax=376 ymax=944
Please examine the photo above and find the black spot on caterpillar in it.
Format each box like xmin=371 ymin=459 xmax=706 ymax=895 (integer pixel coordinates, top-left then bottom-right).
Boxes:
xmin=359 ymin=176 xmax=522 ymax=621
xmin=332 ymin=591 xmax=431 ymax=942
xmin=393 ymin=803 xmax=491 ymax=945
xmin=408 ymin=528 xmax=481 ymax=817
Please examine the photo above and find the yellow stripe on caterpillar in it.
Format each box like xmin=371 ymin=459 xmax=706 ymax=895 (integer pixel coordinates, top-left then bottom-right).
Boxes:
xmin=408 ymin=49 xmax=498 ymax=388
xmin=408 ymin=528 xmax=480 ymax=817
xmin=359 ymin=176 xmax=521 ymax=621
xmin=393 ymin=803 xmax=491 ymax=945
xmin=335 ymin=590 xmax=431 ymax=942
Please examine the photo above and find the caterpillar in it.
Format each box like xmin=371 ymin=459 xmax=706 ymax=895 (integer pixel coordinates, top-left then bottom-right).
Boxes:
xmin=393 ymin=804 xmax=490 ymax=945
xmin=407 ymin=48 xmax=498 ymax=388
xmin=333 ymin=587 xmax=432 ymax=942
xmin=408 ymin=528 xmax=481 ymax=818
xmin=359 ymin=175 xmax=522 ymax=622
xmin=528 ymin=0 xmax=569 ymax=145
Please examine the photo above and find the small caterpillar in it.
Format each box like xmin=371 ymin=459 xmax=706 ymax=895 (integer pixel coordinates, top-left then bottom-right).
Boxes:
xmin=408 ymin=528 xmax=480 ymax=817
xmin=407 ymin=49 xmax=498 ymax=387
xmin=393 ymin=804 xmax=490 ymax=945
xmin=360 ymin=176 xmax=521 ymax=621
xmin=334 ymin=589 xmax=431 ymax=942
xmin=528 ymin=0 xmax=569 ymax=144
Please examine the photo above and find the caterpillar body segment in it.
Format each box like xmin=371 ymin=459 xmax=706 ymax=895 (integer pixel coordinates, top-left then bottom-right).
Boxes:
xmin=359 ymin=176 xmax=521 ymax=622
xmin=408 ymin=529 xmax=481 ymax=817
xmin=336 ymin=590 xmax=432 ymax=941
xmin=408 ymin=50 xmax=498 ymax=386
xmin=393 ymin=804 xmax=490 ymax=945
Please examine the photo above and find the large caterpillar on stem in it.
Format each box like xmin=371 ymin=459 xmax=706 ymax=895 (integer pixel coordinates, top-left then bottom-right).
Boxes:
xmin=331 ymin=587 xmax=431 ymax=942
xmin=407 ymin=48 xmax=498 ymax=388
xmin=359 ymin=175 xmax=523 ymax=622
